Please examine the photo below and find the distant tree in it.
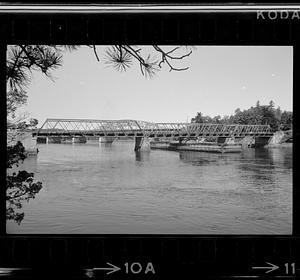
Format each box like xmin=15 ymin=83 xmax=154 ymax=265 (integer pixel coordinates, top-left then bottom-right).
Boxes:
xmin=235 ymin=108 xmax=241 ymax=114
xmin=191 ymin=101 xmax=292 ymax=132
xmin=212 ymin=115 xmax=221 ymax=124
xmin=275 ymin=106 xmax=282 ymax=121
xmin=280 ymin=111 xmax=293 ymax=130
xmin=268 ymin=100 xmax=275 ymax=109
xmin=191 ymin=112 xmax=205 ymax=123
xmin=222 ymin=115 xmax=230 ymax=124
xmin=260 ymin=105 xmax=279 ymax=130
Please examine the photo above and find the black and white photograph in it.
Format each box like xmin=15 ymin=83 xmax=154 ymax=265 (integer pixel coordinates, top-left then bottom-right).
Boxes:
xmin=6 ymin=45 xmax=293 ymax=234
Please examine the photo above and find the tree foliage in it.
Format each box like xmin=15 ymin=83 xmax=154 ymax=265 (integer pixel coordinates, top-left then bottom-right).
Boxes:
xmin=6 ymin=45 xmax=69 ymax=117
xmin=191 ymin=100 xmax=292 ymax=131
xmin=99 ymin=45 xmax=192 ymax=78
xmin=6 ymin=141 xmax=42 ymax=224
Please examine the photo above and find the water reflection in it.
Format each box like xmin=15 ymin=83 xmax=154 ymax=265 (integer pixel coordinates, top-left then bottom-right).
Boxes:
xmin=179 ymin=151 xmax=241 ymax=166
xmin=135 ymin=151 xmax=150 ymax=162
xmin=241 ymin=147 xmax=293 ymax=170
xmin=100 ymin=143 xmax=114 ymax=148
xmin=268 ymin=147 xmax=293 ymax=169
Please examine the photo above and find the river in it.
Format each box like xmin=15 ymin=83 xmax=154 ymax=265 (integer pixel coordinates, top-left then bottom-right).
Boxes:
xmin=6 ymin=141 xmax=293 ymax=234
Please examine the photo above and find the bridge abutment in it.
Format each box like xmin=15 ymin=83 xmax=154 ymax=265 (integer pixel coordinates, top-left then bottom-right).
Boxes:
xmin=134 ymin=137 xmax=151 ymax=152
xmin=268 ymin=131 xmax=285 ymax=145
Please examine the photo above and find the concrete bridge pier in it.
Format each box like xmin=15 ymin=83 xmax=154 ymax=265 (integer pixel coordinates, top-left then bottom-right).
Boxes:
xmin=254 ymin=137 xmax=271 ymax=148
xmin=134 ymin=136 xmax=151 ymax=152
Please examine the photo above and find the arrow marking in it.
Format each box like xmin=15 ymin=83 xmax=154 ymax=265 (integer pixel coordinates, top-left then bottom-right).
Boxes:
xmin=88 ymin=262 xmax=121 ymax=275
xmin=252 ymin=262 xmax=279 ymax=274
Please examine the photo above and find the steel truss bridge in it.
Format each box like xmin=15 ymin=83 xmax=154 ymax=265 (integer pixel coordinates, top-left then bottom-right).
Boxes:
xmin=34 ymin=118 xmax=274 ymax=138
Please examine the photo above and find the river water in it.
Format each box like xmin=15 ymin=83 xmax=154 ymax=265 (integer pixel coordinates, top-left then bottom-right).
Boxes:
xmin=6 ymin=141 xmax=292 ymax=234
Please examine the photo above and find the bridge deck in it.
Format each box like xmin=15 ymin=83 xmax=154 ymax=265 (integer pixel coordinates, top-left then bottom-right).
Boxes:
xmin=34 ymin=118 xmax=274 ymax=138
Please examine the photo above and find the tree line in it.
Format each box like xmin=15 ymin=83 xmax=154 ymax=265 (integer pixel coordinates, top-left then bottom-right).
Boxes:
xmin=191 ymin=101 xmax=292 ymax=131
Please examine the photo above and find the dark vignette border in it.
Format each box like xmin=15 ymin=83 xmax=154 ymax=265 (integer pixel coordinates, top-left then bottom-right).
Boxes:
xmin=0 ymin=6 xmax=299 ymax=279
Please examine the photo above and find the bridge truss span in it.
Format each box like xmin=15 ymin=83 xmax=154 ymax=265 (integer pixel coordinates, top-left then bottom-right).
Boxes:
xmin=35 ymin=118 xmax=274 ymax=138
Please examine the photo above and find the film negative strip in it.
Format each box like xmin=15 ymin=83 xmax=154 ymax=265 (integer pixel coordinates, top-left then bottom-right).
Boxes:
xmin=1 ymin=4 xmax=300 ymax=280
xmin=0 ymin=237 xmax=299 ymax=279
xmin=0 ymin=6 xmax=299 ymax=44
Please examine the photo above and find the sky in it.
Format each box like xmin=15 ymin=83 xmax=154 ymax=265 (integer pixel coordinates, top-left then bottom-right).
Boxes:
xmin=12 ymin=45 xmax=293 ymax=127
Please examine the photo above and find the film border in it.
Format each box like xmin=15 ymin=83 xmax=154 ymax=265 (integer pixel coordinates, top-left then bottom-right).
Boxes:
xmin=0 ymin=4 xmax=299 ymax=279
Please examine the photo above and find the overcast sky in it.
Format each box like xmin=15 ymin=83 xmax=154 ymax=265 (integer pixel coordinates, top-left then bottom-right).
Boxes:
xmin=13 ymin=45 xmax=293 ymax=126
